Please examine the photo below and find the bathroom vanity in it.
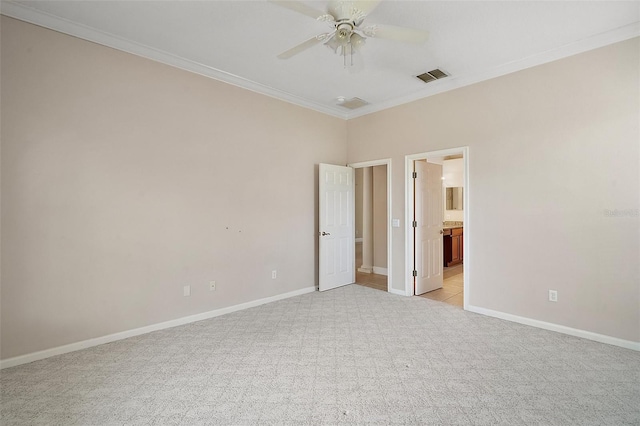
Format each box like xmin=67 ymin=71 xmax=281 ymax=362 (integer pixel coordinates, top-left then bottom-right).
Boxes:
xmin=443 ymin=224 xmax=463 ymax=267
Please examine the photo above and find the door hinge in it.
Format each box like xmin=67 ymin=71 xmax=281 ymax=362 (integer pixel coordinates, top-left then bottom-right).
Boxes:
xmin=412 ymin=172 xmax=417 ymax=179
xmin=412 ymin=270 xmax=417 ymax=277
xmin=412 ymin=220 xmax=417 ymax=228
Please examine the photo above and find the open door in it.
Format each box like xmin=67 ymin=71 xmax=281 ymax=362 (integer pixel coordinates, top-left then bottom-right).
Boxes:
xmin=414 ymin=160 xmax=443 ymax=295
xmin=319 ymin=163 xmax=355 ymax=291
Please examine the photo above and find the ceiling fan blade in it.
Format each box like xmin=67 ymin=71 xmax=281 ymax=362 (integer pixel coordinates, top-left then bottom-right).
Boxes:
xmin=327 ymin=0 xmax=344 ymax=19
xmin=277 ymin=35 xmax=327 ymax=59
xmin=269 ymin=0 xmax=326 ymax=19
xmin=361 ymin=24 xmax=429 ymax=43
xmin=353 ymin=0 xmax=382 ymax=15
xmin=329 ymin=0 xmax=381 ymax=20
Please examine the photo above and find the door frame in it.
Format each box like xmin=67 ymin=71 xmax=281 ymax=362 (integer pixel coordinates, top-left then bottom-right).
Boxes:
xmin=348 ymin=158 xmax=392 ymax=293
xmin=405 ymin=147 xmax=469 ymax=308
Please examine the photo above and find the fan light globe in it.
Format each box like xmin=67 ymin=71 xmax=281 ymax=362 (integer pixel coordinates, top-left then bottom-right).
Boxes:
xmin=350 ymin=33 xmax=365 ymax=51
xmin=326 ymin=36 xmax=342 ymax=53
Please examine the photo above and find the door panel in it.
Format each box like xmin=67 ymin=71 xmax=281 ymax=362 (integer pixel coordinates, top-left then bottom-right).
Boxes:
xmin=414 ymin=161 xmax=443 ymax=295
xmin=319 ymin=164 xmax=355 ymax=291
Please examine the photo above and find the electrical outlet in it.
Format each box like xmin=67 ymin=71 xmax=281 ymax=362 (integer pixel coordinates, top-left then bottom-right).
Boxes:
xmin=183 ymin=285 xmax=191 ymax=297
xmin=209 ymin=281 xmax=216 ymax=291
xmin=548 ymin=290 xmax=558 ymax=302
xmin=272 ymin=270 xmax=277 ymax=279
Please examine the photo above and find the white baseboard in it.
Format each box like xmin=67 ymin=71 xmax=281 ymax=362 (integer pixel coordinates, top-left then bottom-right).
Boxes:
xmin=355 ymin=238 xmax=363 ymax=243
xmin=372 ymin=267 xmax=388 ymax=276
xmin=0 ymin=286 xmax=317 ymax=370
xmin=357 ymin=266 xmax=373 ymax=273
xmin=388 ymin=287 xmax=406 ymax=296
xmin=466 ymin=304 xmax=640 ymax=352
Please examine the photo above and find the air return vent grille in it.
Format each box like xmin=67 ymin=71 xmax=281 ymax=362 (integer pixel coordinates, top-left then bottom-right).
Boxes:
xmin=416 ymin=69 xmax=448 ymax=83
xmin=338 ymin=97 xmax=369 ymax=110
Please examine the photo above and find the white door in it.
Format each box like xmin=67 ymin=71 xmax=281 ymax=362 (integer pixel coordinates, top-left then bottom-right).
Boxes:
xmin=319 ymin=163 xmax=355 ymax=291
xmin=414 ymin=160 xmax=443 ymax=295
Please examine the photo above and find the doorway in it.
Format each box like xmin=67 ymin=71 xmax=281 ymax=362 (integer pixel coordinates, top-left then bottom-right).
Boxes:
xmin=349 ymin=159 xmax=392 ymax=293
xmin=405 ymin=148 xmax=468 ymax=308
xmin=420 ymin=260 xmax=465 ymax=307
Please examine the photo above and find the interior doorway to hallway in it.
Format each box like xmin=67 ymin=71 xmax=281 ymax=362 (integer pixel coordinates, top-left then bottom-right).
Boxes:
xmin=349 ymin=159 xmax=392 ymax=293
xmin=355 ymin=239 xmax=387 ymax=291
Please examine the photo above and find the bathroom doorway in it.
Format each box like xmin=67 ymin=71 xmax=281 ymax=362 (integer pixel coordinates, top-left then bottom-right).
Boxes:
xmin=420 ymin=155 xmax=465 ymax=307
xmin=405 ymin=148 xmax=468 ymax=308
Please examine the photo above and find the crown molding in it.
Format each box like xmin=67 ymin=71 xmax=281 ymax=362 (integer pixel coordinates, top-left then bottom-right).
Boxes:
xmin=1 ymin=1 xmax=349 ymax=120
xmin=2 ymin=1 xmax=637 ymax=121
xmin=345 ymin=21 xmax=640 ymax=119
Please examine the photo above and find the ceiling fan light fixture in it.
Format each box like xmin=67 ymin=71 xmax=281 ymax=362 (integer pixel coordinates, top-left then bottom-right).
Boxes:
xmin=336 ymin=22 xmax=353 ymax=43
xmin=272 ymin=0 xmax=428 ymax=68
xmin=326 ymin=36 xmax=342 ymax=53
xmin=350 ymin=33 xmax=366 ymax=51
xmin=325 ymin=33 xmax=359 ymax=67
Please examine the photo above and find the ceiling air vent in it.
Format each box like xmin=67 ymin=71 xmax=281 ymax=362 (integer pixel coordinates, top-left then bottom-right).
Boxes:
xmin=416 ymin=69 xmax=448 ymax=83
xmin=337 ymin=97 xmax=369 ymax=110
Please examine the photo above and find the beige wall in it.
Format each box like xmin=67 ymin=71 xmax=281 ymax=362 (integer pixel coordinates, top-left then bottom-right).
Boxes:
xmin=1 ymin=17 xmax=347 ymax=359
xmin=348 ymin=38 xmax=640 ymax=343
xmin=372 ymin=165 xmax=387 ymax=270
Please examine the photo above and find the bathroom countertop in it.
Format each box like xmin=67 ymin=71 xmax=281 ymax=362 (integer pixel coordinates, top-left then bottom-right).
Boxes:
xmin=443 ymin=221 xmax=463 ymax=230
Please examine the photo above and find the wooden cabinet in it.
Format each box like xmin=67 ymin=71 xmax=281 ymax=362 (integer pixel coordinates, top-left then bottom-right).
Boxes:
xmin=443 ymin=227 xmax=463 ymax=267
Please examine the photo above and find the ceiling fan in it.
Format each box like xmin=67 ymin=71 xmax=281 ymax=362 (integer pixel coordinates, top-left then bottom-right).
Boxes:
xmin=270 ymin=0 xmax=429 ymax=66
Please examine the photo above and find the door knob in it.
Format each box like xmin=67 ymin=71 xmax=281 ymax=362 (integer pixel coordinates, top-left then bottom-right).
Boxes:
xmin=321 ymin=232 xmax=331 ymax=236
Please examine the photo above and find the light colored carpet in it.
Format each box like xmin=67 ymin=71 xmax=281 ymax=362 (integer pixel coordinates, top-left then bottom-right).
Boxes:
xmin=1 ymin=284 xmax=639 ymax=425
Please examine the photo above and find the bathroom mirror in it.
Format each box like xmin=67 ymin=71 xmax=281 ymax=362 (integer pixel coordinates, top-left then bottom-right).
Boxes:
xmin=446 ymin=187 xmax=463 ymax=210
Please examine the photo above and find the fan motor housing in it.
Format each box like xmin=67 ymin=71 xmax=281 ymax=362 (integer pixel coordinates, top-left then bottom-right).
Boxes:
xmin=336 ymin=21 xmax=354 ymax=38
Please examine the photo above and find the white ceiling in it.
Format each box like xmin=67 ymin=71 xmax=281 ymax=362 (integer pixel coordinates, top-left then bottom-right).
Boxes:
xmin=3 ymin=1 xmax=639 ymax=119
